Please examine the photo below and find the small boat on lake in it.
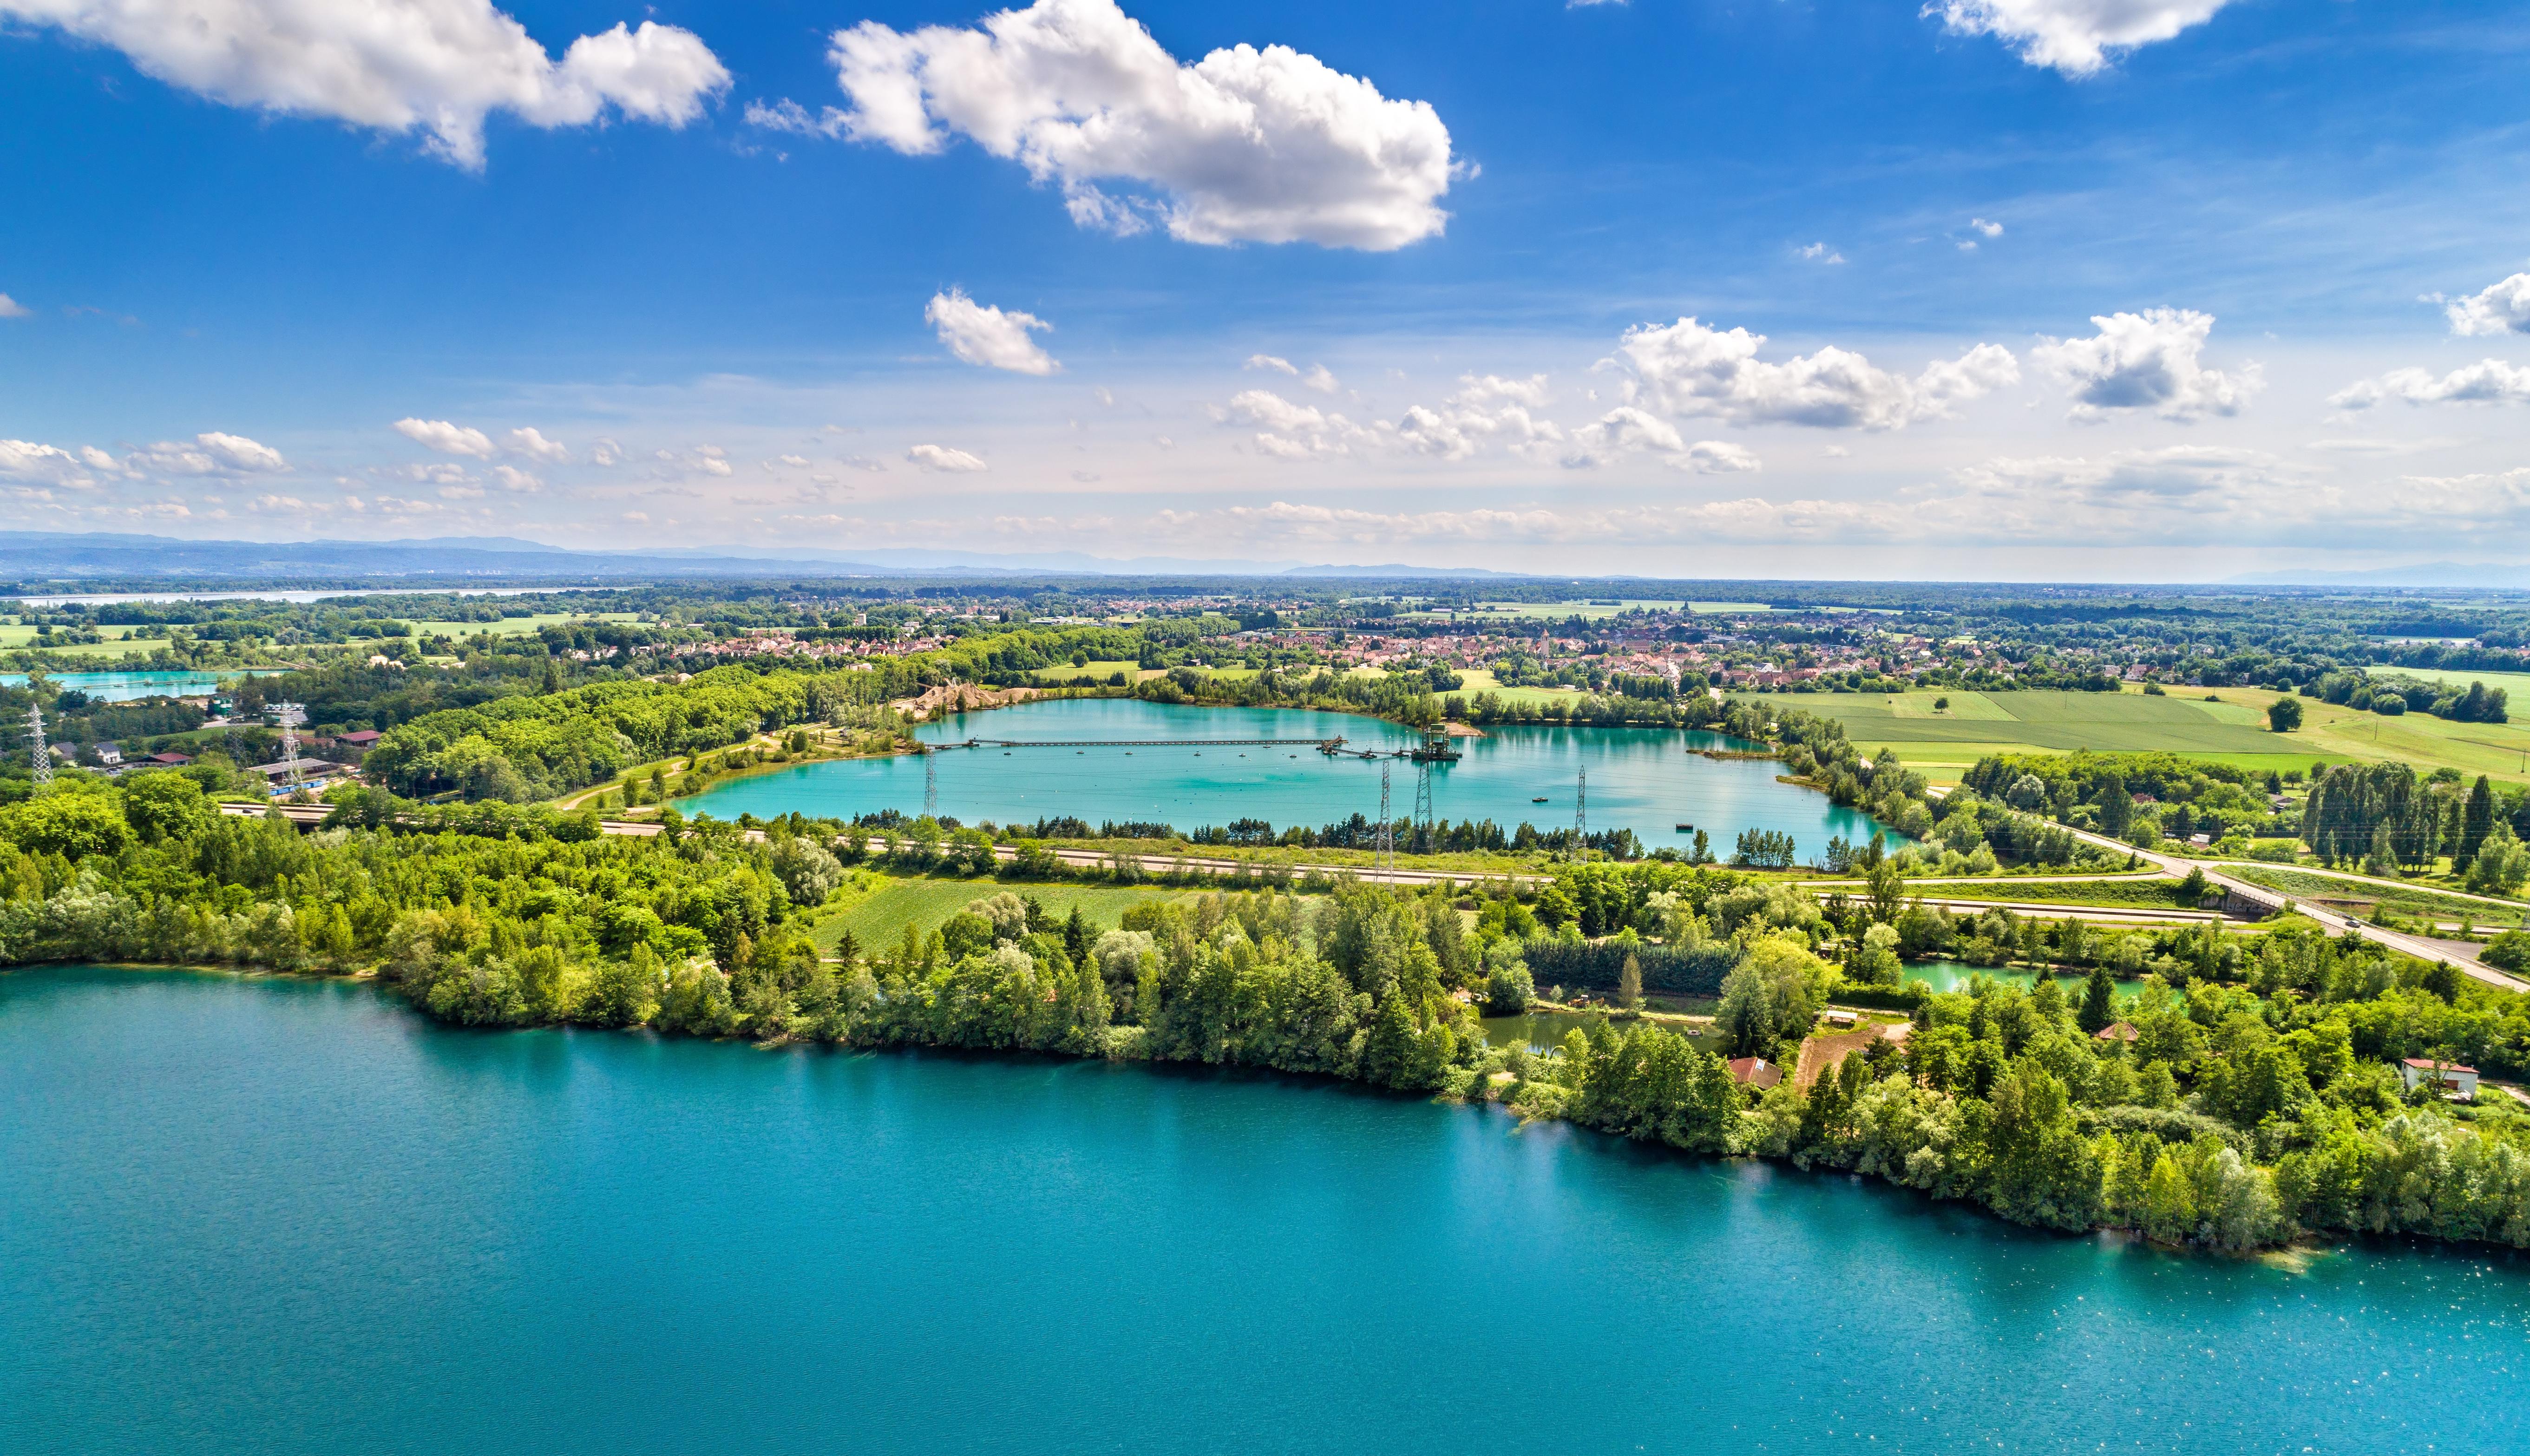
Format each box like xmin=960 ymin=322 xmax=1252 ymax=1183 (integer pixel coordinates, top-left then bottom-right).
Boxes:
xmin=1531 ymin=796 xmax=1549 ymax=803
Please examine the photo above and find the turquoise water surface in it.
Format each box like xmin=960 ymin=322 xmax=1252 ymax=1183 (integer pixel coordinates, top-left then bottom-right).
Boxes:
xmin=679 ymin=698 xmax=1895 ymax=851
xmin=0 ymin=668 xmax=288 ymax=702
xmin=1904 ymin=958 xmax=2151 ymax=995
xmin=5 ymin=966 xmax=2525 ymax=1455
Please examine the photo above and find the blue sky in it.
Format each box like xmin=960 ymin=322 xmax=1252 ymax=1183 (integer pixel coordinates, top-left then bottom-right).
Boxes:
xmin=1 ymin=0 xmax=2526 ymax=577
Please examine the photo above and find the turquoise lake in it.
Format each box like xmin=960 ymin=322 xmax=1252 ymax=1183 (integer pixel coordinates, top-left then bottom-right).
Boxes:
xmin=5 ymin=966 xmax=2526 ymax=1454
xmin=678 ymin=698 xmax=1895 ymax=852
xmin=0 ymin=668 xmax=289 ymax=702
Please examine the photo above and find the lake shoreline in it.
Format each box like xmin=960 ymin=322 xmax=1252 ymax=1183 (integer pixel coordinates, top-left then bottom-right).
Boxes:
xmin=667 ymin=696 xmax=1897 ymax=854
xmin=2 ymin=956 xmax=2490 ymax=1265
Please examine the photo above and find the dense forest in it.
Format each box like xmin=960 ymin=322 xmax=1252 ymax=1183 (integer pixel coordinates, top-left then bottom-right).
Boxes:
xmin=5 ymin=768 xmax=2529 ymax=1253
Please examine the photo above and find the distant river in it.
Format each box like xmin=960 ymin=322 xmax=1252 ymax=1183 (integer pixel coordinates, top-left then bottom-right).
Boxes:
xmin=679 ymin=698 xmax=1896 ymax=851
xmin=5 ymin=967 xmax=2525 ymax=1455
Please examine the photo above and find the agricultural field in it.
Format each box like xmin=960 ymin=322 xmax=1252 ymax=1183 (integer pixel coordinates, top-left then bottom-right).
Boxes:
xmin=1027 ymin=659 xmax=1143 ymax=682
xmin=2376 ymin=667 xmax=2530 ymax=700
xmin=1448 ymin=668 xmax=1592 ymax=708
xmin=413 ymin=611 xmax=643 ymax=638
xmin=2199 ymin=686 xmax=2530 ymax=785
xmin=1737 ymin=687 xmax=2291 ymax=780
xmin=814 ymin=872 xmax=1212 ymax=952
xmin=0 ymin=625 xmax=182 ymax=660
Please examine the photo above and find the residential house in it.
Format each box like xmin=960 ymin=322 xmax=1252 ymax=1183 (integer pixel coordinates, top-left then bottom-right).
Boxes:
xmin=2399 ymin=1058 xmax=2479 ymax=1101
xmin=1727 ymin=1056 xmax=1783 ymax=1089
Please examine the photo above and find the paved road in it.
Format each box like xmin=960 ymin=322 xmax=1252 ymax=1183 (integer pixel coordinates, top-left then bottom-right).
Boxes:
xmin=2207 ymin=858 xmax=2530 ymax=915
xmin=221 ymin=801 xmax=1532 ymax=890
xmin=2047 ymin=820 xmax=2528 ymax=990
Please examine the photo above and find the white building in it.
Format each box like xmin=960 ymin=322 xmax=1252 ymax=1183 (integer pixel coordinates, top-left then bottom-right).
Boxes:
xmin=2399 ymin=1058 xmax=2478 ymax=1101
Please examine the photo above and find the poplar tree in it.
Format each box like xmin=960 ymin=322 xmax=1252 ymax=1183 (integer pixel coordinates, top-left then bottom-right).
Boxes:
xmin=2459 ymin=775 xmax=2496 ymax=871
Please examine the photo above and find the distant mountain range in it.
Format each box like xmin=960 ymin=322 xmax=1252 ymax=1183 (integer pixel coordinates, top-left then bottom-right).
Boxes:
xmin=0 ymin=531 xmax=1534 ymax=586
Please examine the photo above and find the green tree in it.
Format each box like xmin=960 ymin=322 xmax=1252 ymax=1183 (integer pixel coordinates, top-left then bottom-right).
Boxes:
xmin=2140 ymin=1152 xmax=2194 ymax=1241
xmin=2267 ymin=696 xmax=2303 ymax=732
xmin=1483 ymin=956 xmax=1534 ymax=1015
xmin=2077 ymin=964 xmax=2117 ymax=1035
xmin=0 ymin=791 xmax=133 ymax=859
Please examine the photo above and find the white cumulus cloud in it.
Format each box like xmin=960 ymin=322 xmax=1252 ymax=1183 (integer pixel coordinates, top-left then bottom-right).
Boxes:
xmin=906 ymin=443 xmax=989 ymax=471
xmin=1927 ymin=0 xmax=2233 ymax=77
xmin=1391 ymin=396 xmax=1562 ymax=462
xmin=2329 ymin=360 xmax=2530 ymax=411
xmin=925 ymin=288 xmax=1059 ymax=375
xmin=1245 ymin=354 xmax=1298 ymax=375
xmin=0 ymin=439 xmax=97 ymax=486
xmin=194 ymin=431 xmax=288 ymax=472
xmin=2032 ymin=308 xmax=2257 ymax=420
xmin=394 ymin=418 xmax=496 ymax=457
xmin=1971 ymin=217 xmax=2004 ymax=237
xmin=1603 ymin=317 xmax=2019 ymax=430
xmin=821 ymin=0 xmax=1455 ymax=249
xmin=2445 ymin=273 xmax=2530 ymax=338
xmin=1796 ymin=242 xmax=1846 ymax=264
xmin=0 ymin=294 xmax=28 ymax=319
xmin=1561 ymin=408 xmax=1757 ymax=473
xmin=504 ymin=426 xmax=569 ymax=462
xmin=1219 ymin=389 xmax=1372 ymax=460
xmin=0 ymin=0 xmax=730 ymax=168
xmin=124 ymin=432 xmax=289 ymax=476
xmin=490 ymin=465 xmax=543 ymax=492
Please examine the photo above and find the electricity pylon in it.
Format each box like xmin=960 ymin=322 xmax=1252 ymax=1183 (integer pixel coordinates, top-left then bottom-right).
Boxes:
xmin=26 ymin=702 xmax=49 ymax=786
xmin=1376 ymin=761 xmax=1393 ymax=876
xmin=1412 ymin=757 xmax=1435 ymax=847
xmin=272 ymin=701 xmax=308 ymax=789
xmin=1571 ymin=764 xmax=1587 ymax=862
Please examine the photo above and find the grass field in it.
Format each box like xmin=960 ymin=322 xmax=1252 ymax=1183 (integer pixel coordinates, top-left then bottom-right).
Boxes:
xmin=414 ymin=612 xmax=642 ymax=639
xmin=2199 ymin=686 xmax=2530 ymax=785
xmin=1878 ymin=878 xmax=2196 ymax=910
xmin=1735 ymin=687 xmax=2292 ymax=780
xmin=815 ymin=873 xmax=1213 ymax=952
xmin=2380 ymin=667 xmax=2530 ymax=698
xmin=2226 ymin=866 xmax=2530 ymax=925
xmin=0 ymin=629 xmax=183 ymax=660
xmin=1027 ymin=659 xmax=1143 ymax=682
xmin=1449 ymin=668 xmax=1593 ymax=708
